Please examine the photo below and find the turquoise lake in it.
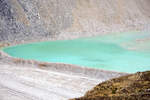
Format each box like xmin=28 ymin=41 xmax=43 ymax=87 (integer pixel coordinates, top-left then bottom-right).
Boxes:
xmin=3 ymin=31 xmax=150 ymax=73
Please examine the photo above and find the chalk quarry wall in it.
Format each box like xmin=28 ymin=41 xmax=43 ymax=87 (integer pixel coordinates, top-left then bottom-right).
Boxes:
xmin=0 ymin=0 xmax=150 ymax=42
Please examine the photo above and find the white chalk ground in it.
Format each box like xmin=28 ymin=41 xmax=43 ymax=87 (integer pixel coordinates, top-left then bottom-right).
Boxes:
xmin=0 ymin=63 xmax=103 ymax=100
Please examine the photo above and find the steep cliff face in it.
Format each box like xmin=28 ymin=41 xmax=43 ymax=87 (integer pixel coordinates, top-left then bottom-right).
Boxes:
xmin=0 ymin=0 xmax=150 ymax=42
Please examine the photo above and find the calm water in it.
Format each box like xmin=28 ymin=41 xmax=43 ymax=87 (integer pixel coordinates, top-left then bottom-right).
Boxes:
xmin=3 ymin=32 xmax=150 ymax=73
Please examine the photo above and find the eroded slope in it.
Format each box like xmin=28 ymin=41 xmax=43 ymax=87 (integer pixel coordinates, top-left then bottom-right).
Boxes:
xmin=0 ymin=0 xmax=150 ymax=42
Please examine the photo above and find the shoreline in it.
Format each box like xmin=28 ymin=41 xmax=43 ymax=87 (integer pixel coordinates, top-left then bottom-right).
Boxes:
xmin=0 ymin=50 xmax=128 ymax=80
xmin=1 ymin=31 xmax=140 ymax=80
xmin=0 ymin=29 xmax=143 ymax=47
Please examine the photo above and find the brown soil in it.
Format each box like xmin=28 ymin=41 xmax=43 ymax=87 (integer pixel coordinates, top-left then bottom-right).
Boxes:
xmin=71 ymin=71 xmax=150 ymax=100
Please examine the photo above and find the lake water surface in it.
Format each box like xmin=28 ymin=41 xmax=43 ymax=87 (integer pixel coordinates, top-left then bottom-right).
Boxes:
xmin=3 ymin=31 xmax=150 ymax=73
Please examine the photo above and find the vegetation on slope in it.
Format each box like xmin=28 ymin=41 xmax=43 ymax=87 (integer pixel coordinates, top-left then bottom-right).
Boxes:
xmin=71 ymin=71 xmax=150 ymax=100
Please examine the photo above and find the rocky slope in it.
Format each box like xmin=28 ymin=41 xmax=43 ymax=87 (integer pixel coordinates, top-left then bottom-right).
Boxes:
xmin=71 ymin=71 xmax=150 ymax=100
xmin=0 ymin=0 xmax=150 ymax=42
